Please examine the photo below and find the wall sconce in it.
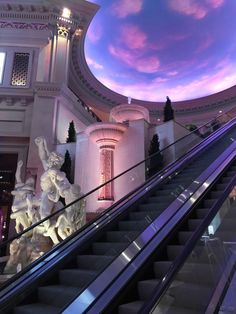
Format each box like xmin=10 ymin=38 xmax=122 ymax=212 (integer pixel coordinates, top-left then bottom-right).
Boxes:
xmin=75 ymin=28 xmax=83 ymax=37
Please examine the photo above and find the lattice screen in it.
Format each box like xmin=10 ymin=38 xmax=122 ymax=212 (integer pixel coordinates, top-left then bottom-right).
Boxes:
xmin=11 ymin=53 xmax=29 ymax=86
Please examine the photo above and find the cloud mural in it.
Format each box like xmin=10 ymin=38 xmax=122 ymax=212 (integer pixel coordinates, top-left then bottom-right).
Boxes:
xmin=85 ymin=0 xmax=236 ymax=102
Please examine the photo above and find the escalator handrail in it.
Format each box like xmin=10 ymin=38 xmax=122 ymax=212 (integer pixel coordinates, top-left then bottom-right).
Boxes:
xmin=0 ymin=113 xmax=235 ymax=252
xmin=139 ymin=158 xmax=236 ymax=314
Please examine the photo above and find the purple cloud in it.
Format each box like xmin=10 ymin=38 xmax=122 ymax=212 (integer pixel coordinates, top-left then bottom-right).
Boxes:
xmin=111 ymin=0 xmax=143 ymax=18
xmin=87 ymin=21 xmax=103 ymax=43
xmin=86 ymin=57 xmax=104 ymax=70
xmin=168 ymin=0 xmax=225 ymax=19
xmin=120 ymin=24 xmax=147 ymax=49
xmin=195 ymin=36 xmax=214 ymax=53
xmin=108 ymin=44 xmax=160 ymax=73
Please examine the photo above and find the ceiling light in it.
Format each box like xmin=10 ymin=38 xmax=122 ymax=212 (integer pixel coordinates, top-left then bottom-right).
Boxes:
xmin=62 ymin=7 xmax=71 ymax=19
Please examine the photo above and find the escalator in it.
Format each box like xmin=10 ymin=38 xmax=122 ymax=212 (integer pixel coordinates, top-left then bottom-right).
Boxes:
xmin=98 ymin=156 xmax=236 ymax=314
xmin=0 ymin=115 xmax=235 ymax=314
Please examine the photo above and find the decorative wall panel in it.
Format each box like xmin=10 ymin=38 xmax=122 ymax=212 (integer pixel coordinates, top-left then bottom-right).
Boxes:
xmin=11 ymin=53 xmax=29 ymax=86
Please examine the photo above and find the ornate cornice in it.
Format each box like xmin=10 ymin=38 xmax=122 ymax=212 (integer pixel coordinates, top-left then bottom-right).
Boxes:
xmin=0 ymin=21 xmax=49 ymax=30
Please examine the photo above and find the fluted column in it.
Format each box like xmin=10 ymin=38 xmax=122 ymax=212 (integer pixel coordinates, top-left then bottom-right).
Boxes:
xmin=86 ymin=123 xmax=127 ymax=201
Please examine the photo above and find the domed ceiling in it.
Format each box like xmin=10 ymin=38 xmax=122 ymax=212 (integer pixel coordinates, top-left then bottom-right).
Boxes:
xmin=85 ymin=0 xmax=236 ymax=102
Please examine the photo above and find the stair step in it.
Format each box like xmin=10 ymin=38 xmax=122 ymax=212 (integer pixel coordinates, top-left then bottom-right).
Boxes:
xmin=59 ymin=269 xmax=97 ymax=287
xmin=129 ymin=211 xmax=159 ymax=221
xmin=196 ymin=208 xmax=209 ymax=218
xmin=77 ymin=255 xmax=114 ymax=270
xmin=118 ymin=301 xmax=144 ymax=314
xmin=178 ymin=231 xmax=193 ymax=244
xmin=138 ymin=279 xmax=160 ymax=300
xmin=92 ymin=242 xmax=128 ymax=255
xmin=14 ymin=303 xmax=60 ymax=314
xmin=188 ymin=219 xmax=202 ymax=231
xmin=38 ymin=285 xmax=80 ymax=308
xmin=167 ymin=245 xmax=184 ymax=260
xmin=153 ymin=261 xmax=172 ymax=278
xmin=118 ymin=220 xmax=148 ymax=231
xmin=106 ymin=231 xmax=139 ymax=242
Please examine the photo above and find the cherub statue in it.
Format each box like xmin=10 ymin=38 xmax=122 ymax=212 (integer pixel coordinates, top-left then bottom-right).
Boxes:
xmin=10 ymin=160 xmax=35 ymax=233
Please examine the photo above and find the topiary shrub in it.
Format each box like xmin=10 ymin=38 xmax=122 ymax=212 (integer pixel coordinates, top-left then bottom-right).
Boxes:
xmin=66 ymin=120 xmax=76 ymax=143
xmin=148 ymin=133 xmax=163 ymax=178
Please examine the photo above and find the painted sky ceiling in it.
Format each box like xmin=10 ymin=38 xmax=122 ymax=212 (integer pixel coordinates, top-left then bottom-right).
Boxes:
xmin=84 ymin=0 xmax=236 ymax=102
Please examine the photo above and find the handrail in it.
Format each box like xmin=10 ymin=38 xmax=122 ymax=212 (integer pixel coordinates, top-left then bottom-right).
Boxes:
xmin=139 ymin=162 xmax=236 ymax=314
xmin=0 ymin=109 xmax=235 ymax=251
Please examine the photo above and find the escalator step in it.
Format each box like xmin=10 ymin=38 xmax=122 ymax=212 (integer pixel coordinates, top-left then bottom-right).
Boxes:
xmin=77 ymin=255 xmax=114 ymax=270
xmin=154 ymin=189 xmax=176 ymax=196
xmin=204 ymin=199 xmax=217 ymax=207
xmin=38 ymin=285 xmax=80 ymax=308
xmin=14 ymin=303 xmax=60 ymax=314
xmin=150 ymin=305 xmax=200 ymax=314
xmin=196 ymin=208 xmax=209 ymax=218
xmin=118 ymin=220 xmax=148 ymax=231
xmin=138 ymin=279 xmax=160 ymax=300
xmin=217 ymin=219 xmax=236 ymax=231
xmin=188 ymin=219 xmax=202 ymax=231
xmin=176 ymin=263 xmax=219 ymax=285
xmin=167 ymin=245 xmax=185 ymax=260
xmin=59 ymin=269 xmax=97 ymax=287
xmin=216 ymin=231 xmax=236 ymax=242
xmin=168 ymin=281 xmax=212 ymax=310
xmin=215 ymin=183 xmax=228 ymax=190
xmin=226 ymin=171 xmax=236 ymax=177
xmin=147 ymin=195 xmax=175 ymax=203
xmin=129 ymin=210 xmax=159 ymax=221
xmin=92 ymin=242 xmax=128 ymax=255
xmin=118 ymin=301 xmax=144 ymax=314
xmin=153 ymin=261 xmax=172 ymax=278
xmin=138 ymin=202 xmax=167 ymax=212
xmin=178 ymin=231 xmax=193 ymax=244
xmin=210 ymin=191 xmax=224 ymax=198
xmin=106 ymin=231 xmax=140 ymax=242
xmin=221 ymin=176 xmax=233 ymax=183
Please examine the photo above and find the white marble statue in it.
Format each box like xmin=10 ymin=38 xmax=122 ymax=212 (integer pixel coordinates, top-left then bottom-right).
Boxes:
xmin=10 ymin=160 xmax=35 ymax=233
xmin=6 ymin=136 xmax=87 ymax=275
xmin=50 ymin=170 xmax=86 ymax=240
xmin=34 ymin=137 xmax=65 ymax=244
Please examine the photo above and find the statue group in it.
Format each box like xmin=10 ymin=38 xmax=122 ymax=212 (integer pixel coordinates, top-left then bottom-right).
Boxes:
xmin=4 ymin=137 xmax=86 ymax=273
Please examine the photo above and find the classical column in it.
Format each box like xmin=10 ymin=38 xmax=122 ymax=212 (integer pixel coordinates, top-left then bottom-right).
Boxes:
xmin=86 ymin=123 xmax=127 ymax=201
